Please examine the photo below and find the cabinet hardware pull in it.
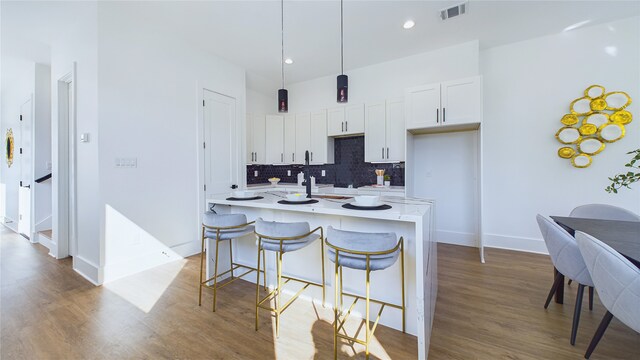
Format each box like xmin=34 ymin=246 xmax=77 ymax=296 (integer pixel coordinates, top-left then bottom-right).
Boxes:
xmin=292 ymin=153 xmax=294 ymax=162
xmin=443 ymin=107 xmax=446 ymax=123
xmin=436 ymin=108 xmax=439 ymax=123
xmin=345 ymin=121 xmax=348 ymax=132
xmin=382 ymin=147 xmax=384 ymax=159
xmin=342 ymin=122 xmax=344 ymax=132
xmin=387 ymin=147 xmax=389 ymax=159
xmin=252 ymin=152 xmax=254 ymax=162
xmin=281 ymin=153 xmax=283 ymax=162
xmin=311 ymin=152 xmax=313 ymax=162
xmin=254 ymin=152 xmax=256 ymax=162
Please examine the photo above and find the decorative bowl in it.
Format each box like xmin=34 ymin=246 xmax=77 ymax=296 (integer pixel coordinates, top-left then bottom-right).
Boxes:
xmin=286 ymin=193 xmax=307 ymax=202
xmin=354 ymin=195 xmax=380 ymax=207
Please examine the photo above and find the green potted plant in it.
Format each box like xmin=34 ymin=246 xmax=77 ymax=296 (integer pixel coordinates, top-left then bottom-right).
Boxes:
xmin=606 ymin=149 xmax=640 ymax=193
xmin=384 ymin=174 xmax=391 ymax=187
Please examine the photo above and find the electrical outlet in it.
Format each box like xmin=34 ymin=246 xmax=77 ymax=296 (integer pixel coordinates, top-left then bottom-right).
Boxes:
xmin=287 ymin=170 xmax=291 ymax=176
xmin=254 ymin=170 xmax=258 ymax=177
xmin=321 ymin=170 xmax=326 ymax=177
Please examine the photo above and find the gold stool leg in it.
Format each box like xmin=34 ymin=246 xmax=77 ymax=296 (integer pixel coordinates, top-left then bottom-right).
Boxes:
xmin=401 ymin=238 xmax=406 ymax=333
xmin=255 ymin=238 xmax=262 ymax=331
xmin=365 ymin=255 xmax=371 ymax=360
xmin=339 ymin=266 xmax=343 ymax=311
xmin=320 ymin=234 xmax=326 ymax=307
xmin=276 ymin=249 xmax=283 ymax=337
xmin=212 ymin=230 xmax=220 ymax=312
xmin=263 ymin=248 xmax=267 ymax=291
xmin=333 ymin=250 xmax=339 ymax=360
xmin=198 ymin=227 xmax=206 ymax=306
xmin=229 ymin=238 xmax=234 ymax=280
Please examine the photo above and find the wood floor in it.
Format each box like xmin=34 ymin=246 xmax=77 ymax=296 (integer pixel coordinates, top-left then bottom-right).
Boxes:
xmin=1 ymin=226 xmax=638 ymax=359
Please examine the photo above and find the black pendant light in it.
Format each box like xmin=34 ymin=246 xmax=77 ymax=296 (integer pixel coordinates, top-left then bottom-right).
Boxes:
xmin=278 ymin=0 xmax=288 ymax=113
xmin=337 ymin=0 xmax=348 ymax=103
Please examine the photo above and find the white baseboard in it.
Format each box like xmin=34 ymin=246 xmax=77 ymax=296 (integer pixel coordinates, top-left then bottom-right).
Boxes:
xmin=73 ymin=255 xmax=102 ymax=286
xmin=1 ymin=217 xmax=18 ymax=232
xmin=436 ymin=230 xmax=477 ymax=247
xmin=37 ymin=232 xmax=57 ymax=258
xmin=484 ymin=233 xmax=549 ymax=255
xmin=171 ymin=240 xmax=201 ymax=258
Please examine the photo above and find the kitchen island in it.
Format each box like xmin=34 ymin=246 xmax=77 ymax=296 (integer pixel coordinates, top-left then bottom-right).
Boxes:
xmin=206 ymin=191 xmax=436 ymax=359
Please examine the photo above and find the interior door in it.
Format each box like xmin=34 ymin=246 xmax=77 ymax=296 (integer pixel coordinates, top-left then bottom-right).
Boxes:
xmin=385 ymin=98 xmax=405 ymax=162
xmin=441 ymin=76 xmax=481 ymax=126
xmin=295 ymin=112 xmax=310 ymax=164
xmin=283 ymin=114 xmax=296 ymax=164
xmin=265 ymin=115 xmax=284 ymax=164
xmin=204 ymin=90 xmax=237 ymax=199
xmin=364 ymin=101 xmax=386 ymax=162
xmin=18 ymin=98 xmax=32 ymax=238
xmin=405 ymin=83 xmax=440 ymax=130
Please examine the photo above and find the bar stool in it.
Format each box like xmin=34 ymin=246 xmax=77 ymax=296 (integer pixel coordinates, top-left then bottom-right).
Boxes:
xmin=254 ymin=218 xmax=325 ymax=337
xmin=325 ymin=226 xmax=405 ymax=360
xmin=199 ymin=211 xmax=266 ymax=312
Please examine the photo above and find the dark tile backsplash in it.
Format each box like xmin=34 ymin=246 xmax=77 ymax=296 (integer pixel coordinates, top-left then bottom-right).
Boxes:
xmin=246 ymin=136 xmax=404 ymax=188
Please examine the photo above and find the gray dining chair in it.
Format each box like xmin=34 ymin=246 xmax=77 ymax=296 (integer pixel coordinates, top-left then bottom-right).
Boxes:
xmin=575 ymin=231 xmax=640 ymax=359
xmin=536 ymin=214 xmax=595 ymax=345
xmin=570 ymin=204 xmax=640 ymax=221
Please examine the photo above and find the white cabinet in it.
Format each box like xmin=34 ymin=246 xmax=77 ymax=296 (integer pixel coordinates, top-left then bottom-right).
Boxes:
xmin=309 ymin=110 xmax=334 ymax=164
xmin=247 ymin=113 xmax=266 ymax=164
xmin=265 ymin=115 xmax=284 ymax=164
xmin=295 ymin=112 xmax=311 ymax=164
xmin=327 ymin=103 xmax=365 ymax=137
xmin=406 ymin=76 xmax=481 ymax=131
xmin=365 ymin=99 xmax=405 ymax=162
xmin=284 ymin=114 xmax=296 ymax=164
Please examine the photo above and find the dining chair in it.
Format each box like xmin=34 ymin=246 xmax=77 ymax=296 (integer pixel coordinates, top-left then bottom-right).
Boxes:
xmin=536 ymin=214 xmax=594 ymax=345
xmin=570 ymin=204 xmax=640 ymax=221
xmin=575 ymin=231 xmax=640 ymax=359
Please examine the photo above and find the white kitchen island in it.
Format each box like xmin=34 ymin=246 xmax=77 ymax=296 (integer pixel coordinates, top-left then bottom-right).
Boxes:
xmin=206 ymin=191 xmax=436 ymax=359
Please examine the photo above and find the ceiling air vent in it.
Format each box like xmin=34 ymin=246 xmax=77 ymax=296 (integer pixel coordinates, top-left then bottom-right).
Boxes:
xmin=440 ymin=2 xmax=467 ymax=21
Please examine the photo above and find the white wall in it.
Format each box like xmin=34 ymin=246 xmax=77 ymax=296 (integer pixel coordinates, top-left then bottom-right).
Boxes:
xmin=247 ymin=88 xmax=273 ymax=115
xmin=97 ymin=2 xmax=246 ymax=283
xmin=33 ymin=63 xmax=52 ymax=233
xmin=50 ymin=1 xmax=100 ymax=280
xmin=481 ymin=16 xmax=640 ymax=253
xmin=287 ymin=41 xmax=479 ymax=112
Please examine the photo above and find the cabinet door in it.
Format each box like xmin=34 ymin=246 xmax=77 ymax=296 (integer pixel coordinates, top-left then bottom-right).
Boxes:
xmin=246 ymin=113 xmax=254 ymax=164
xmin=364 ymin=102 xmax=386 ymax=162
xmin=405 ymin=83 xmax=440 ymax=130
xmin=265 ymin=115 xmax=284 ymax=164
xmin=327 ymin=107 xmax=345 ymax=137
xmin=253 ymin=114 xmax=266 ymax=164
xmin=284 ymin=114 xmax=296 ymax=164
xmin=295 ymin=112 xmax=310 ymax=164
xmin=441 ymin=76 xmax=481 ymax=126
xmin=344 ymin=103 xmax=365 ymax=135
xmin=309 ymin=110 xmax=328 ymax=164
xmin=386 ymin=98 xmax=405 ymax=162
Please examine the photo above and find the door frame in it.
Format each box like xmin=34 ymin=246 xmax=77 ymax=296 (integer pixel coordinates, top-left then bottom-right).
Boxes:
xmin=53 ymin=63 xmax=77 ymax=259
xmin=18 ymin=95 xmax=35 ymax=241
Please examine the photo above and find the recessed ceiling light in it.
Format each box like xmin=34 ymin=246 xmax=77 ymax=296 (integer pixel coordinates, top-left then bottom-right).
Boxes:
xmin=403 ymin=20 xmax=415 ymax=29
xmin=284 ymin=58 xmax=294 ymax=65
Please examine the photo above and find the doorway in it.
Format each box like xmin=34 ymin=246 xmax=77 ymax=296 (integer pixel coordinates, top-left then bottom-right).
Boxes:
xmin=18 ymin=97 xmax=33 ymax=240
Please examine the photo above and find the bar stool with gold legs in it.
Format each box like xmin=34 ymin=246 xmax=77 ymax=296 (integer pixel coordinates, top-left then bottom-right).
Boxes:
xmin=254 ymin=218 xmax=325 ymax=337
xmin=325 ymin=226 xmax=405 ymax=360
xmin=199 ymin=211 xmax=266 ymax=312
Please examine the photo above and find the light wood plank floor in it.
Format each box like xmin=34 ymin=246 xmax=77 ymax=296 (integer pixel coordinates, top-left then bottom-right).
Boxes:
xmin=1 ymin=226 xmax=638 ymax=359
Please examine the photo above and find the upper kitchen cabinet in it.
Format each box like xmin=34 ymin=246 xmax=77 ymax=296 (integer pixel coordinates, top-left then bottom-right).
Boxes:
xmin=284 ymin=114 xmax=296 ymax=164
xmin=406 ymin=76 xmax=482 ymax=133
xmin=265 ymin=115 xmax=285 ymax=164
xmin=309 ymin=110 xmax=334 ymax=164
xmin=327 ymin=103 xmax=365 ymax=137
xmin=295 ymin=112 xmax=311 ymax=164
xmin=247 ymin=113 xmax=266 ymax=164
xmin=365 ymin=99 xmax=405 ymax=163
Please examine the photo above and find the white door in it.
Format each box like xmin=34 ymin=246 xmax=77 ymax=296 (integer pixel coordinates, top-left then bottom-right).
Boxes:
xmin=246 ymin=113 xmax=254 ymax=164
xmin=364 ymin=101 xmax=386 ymax=162
xmin=405 ymin=83 xmax=441 ymax=130
xmin=327 ymin=107 xmax=345 ymax=137
xmin=295 ymin=112 xmax=310 ymax=164
xmin=344 ymin=103 xmax=365 ymax=135
xmin=18 ymin=98 xmax=32 ymax=238
xmin=203 ymin=90 xmax=237 ymax=199
xmin=441 ymin=76 xmax=481 ymax=126
xmin=253 ymin=114 xmax=266 ymax=164
xmin=309 ymin=110 xmax=327 ymax=164
xmin=265 ymin=115 xmax=284 ymax=164
xmin=386 ymin=98 xmax=405 ymax=162
xmin=283 ymin=114 xmax=296 ymax=164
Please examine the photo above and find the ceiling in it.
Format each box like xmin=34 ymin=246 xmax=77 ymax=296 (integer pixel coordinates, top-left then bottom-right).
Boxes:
xmin=3 ymin=1 xmax=639 ymax=92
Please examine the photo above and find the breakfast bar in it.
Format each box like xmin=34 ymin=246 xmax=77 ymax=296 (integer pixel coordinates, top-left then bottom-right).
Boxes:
xmin=207 ymin=191 xmax=436 ymax=359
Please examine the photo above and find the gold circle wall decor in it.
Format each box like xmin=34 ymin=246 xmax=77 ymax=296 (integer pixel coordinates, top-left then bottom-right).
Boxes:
xmin=5 ymin=128 xmax=14 ymax=168
xmin=556 ymin=85 xmax=633 ymax=168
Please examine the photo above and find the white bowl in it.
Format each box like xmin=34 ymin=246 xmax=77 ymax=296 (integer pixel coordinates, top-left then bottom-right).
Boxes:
xmin=286 ymin=193 xmax=307 ymax=202
xmin=354 ymin=195 xmax=380 ymax=207
xmin=269 ymin=179 xmax=280 ymax=185
xmin=233 ymin=190 xmax=255 ymax=198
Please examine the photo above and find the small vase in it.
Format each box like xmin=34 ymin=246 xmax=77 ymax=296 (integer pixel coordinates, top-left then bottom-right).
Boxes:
xmin=384 ymin=181 xmax=390 ymax=187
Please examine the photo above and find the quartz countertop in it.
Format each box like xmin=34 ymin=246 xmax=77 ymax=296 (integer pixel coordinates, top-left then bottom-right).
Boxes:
xmin=358 ymin=185 xmax=405 ymax=192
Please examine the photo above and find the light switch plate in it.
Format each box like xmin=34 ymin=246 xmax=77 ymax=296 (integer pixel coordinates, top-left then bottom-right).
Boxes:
xmin=254 ymin=171 xmax=258 ymax=177
xmin=321 ymin=170 xmax=326 ymax=177
xmin=80 ymin=133 xmax=90 ymax=142
xmin=287 ymin=170 xmax=291 ymax=176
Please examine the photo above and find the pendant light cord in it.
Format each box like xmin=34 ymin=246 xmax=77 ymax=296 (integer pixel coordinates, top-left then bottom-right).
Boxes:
xmin=340 ymin=0 xmax=344 ymax=75
xmin=281 ymin=0 xmax=285 ymax=89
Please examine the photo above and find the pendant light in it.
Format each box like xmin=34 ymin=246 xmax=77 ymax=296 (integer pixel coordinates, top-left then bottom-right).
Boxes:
xmin=337 ymin=0 xmax=348 ymax=103
xmin=278 ymin=0 xmax=288 ymax=113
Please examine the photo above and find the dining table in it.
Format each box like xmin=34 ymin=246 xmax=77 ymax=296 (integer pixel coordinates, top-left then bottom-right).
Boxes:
xmin=549 ymin=216 xmax=640 ymax=304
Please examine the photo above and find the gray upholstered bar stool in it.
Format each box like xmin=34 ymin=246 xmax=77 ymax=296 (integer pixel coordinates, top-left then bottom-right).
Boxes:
xmin=199 ymin=211 xmax=265 ymax=312
xmin=325 ymin=226 xmax=405 ymax=360
xmin=254 ymin=218 xmax=325 ymax=337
